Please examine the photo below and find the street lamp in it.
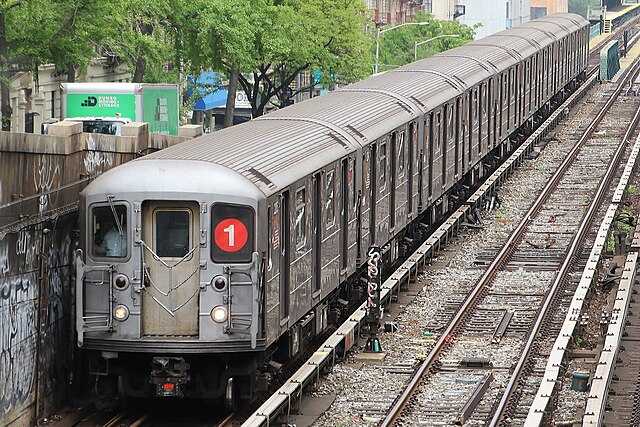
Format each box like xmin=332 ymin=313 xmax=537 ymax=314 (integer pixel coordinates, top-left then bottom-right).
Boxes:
xmin=414 ymin=34 xmax=460 ymax=60
xmin=375 ymin=22 xmax=429 ymax=74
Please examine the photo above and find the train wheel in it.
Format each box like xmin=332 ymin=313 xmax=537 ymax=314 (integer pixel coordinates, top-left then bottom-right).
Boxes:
xmin=224 ymin=377 xmax=240 ymax=412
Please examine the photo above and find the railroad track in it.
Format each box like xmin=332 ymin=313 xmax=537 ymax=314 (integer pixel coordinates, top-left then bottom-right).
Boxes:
xmin=240 ymin=19 xmax=640 ymax=427
xmin=381 ymin=53 xmax=640 ymax=427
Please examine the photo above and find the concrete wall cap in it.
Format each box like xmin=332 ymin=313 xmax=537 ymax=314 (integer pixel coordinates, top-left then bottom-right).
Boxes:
xmin=122 ymin=122 xmax=149 ymax=137
xmin=48 ymin=121 xmax=82 ymax=137
xmin=178 ymin=124 xmax=203 ymax=138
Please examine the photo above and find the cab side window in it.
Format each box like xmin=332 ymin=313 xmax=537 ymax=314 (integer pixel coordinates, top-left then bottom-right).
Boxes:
xmin=91 ymin=204 xmax=128 ymax=258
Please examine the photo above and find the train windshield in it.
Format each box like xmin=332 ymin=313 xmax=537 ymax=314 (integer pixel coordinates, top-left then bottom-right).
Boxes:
xmin=91 ymin=204 xmax=128 ymax=258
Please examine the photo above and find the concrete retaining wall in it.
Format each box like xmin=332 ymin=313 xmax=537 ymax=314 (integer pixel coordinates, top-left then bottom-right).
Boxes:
xmin=0 ymin=123 xmax=202 ymax=425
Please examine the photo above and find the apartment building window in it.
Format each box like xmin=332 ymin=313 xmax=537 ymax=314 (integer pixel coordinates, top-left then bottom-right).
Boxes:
xmin=425 ymin=0 xmax=432 ymax=13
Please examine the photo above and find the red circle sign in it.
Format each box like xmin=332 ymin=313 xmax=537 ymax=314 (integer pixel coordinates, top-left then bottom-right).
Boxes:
xmin=214 ymin=218 xmax=248 ymax=252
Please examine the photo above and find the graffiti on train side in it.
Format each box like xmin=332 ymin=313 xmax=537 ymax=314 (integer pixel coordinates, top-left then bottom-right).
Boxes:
xmin=34 ymin=156 xmax=61 ymax=214
xmin=84 ymin=135 xmax=114 ymax=176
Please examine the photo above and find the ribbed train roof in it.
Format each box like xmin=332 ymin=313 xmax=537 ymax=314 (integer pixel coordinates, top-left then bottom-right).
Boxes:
xmin=141 ymin=13 xmax=588 ymax=197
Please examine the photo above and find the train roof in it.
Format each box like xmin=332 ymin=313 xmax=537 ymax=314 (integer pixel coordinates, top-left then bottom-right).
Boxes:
xmin=265 ymin=89 xmax=417 ymax=143
xmin=132 ymin=13 xmax=588 ymax=199
xmin=142 ymin=118 xmax=357 ymax=196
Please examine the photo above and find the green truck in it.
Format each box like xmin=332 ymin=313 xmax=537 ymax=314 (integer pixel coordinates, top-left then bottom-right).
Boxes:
xmin=61 ymin=83 xmax=180 ymax=135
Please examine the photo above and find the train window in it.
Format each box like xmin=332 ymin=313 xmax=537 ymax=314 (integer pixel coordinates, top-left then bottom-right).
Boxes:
xmin=268 ymin=202 xmax=279 ymax=276
xmin=503 ymin=75 xmax=508 ymax=106
xmin=325 ymin=169 xmax=335 ymax=227
xmin=472 ymin=90 xmax=478 ymax=123
xmin=379 ymin=142 xmax=387 ymax=191
xmin=398 ymin=132 xmax=405 ymax=178
xmin=294 ymin=188 xmax=306 ymax=250
xmin=156 ymin=210 xmax=191 ymax=258
xmin=211 ymin=203 xmax=255 ymax=263
xmin=435 ymin=112 xmax=442 ymax=151
xmin=350 ymin=157 xmax=357 ymax=210
xmin=91 ymin=204 xmax=128 ymax=258
xmin=481 ymin=85 xmax=487 ymax=117
xmin=447 ymin=104 xmax=454 ymax=143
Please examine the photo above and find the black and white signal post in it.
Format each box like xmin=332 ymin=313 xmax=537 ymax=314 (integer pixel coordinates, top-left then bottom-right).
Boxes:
xmin=365 ymin=245 xmax=382 ymax=352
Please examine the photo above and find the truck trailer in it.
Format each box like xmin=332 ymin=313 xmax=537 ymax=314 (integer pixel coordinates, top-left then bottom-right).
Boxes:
xmin=61 ymin=83 xmax=180 ymax=135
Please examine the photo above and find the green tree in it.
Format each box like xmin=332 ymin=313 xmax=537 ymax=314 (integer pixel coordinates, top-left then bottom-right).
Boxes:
xmin=105 ymin=0 xmax=181 ymax=83
xmin=0 ymin=0 xmax=128 ymax=130
xmin=184 ymin=0 xmax=370 ymax=118
xmin=376 ymin=12 xmax=475 ymax=72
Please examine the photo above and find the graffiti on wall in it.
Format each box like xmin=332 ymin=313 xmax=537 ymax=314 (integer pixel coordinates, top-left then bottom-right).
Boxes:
xmin=0 ymin=219 xmax=77 ymax=424
xmin=34 ymin=157 xmax=61 ymax=214
xmin=0 ymin=259 xmax=38 ymax=416
xmin=84 ymin=135 xmax=114 ymax=176
xmin=43 ymin=232 xmax=73 ymax=394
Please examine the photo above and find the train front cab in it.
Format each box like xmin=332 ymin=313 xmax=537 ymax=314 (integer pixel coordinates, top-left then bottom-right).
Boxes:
xmin=76 ymin=162 xmax=265 ymax=403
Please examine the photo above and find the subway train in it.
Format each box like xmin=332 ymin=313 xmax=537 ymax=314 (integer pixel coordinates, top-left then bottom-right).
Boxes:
xmin=75 ymin=13 xmax=590 ymax=406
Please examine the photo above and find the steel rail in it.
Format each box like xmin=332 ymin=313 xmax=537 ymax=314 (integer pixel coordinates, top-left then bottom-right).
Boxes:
xmin=491 ymin=56 xmax=640 ymax=426
xmin=381 ymin=57 xmax=640 ymax=427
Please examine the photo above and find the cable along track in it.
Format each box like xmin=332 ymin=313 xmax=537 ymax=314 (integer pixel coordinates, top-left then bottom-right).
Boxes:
xmin=381 ymin=58 xmax=640 ymax=427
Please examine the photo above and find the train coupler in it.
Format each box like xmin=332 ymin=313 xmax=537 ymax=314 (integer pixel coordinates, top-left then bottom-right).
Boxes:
xmin=150 ymin=356 xmax=190 ymax=397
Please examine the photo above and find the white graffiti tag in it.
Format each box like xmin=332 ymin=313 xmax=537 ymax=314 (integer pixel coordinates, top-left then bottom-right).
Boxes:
xmin=33 ymin=156 xmax=60 ymax=214
xmin=83 ymin=134 xmax=114 ymax=176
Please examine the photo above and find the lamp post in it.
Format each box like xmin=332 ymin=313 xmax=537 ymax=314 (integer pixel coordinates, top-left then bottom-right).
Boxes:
xmin=414 ymin=34 xmax=460 ymax=60
xmin=375 ymin=22 xmax=429 ymax=74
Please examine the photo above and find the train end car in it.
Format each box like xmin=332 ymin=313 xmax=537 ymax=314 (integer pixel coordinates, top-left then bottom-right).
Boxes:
xmin=76 ymin=157 xmax=266 ymax=402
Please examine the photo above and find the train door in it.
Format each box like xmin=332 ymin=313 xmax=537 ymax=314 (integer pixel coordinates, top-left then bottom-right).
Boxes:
xmin=502 ymin=73 xmax=508 ymax=136
xmin=471 ymin=88 xmax=479 ymax=167
xmin=313 ymin=173 xmax=322 ymax=296
xmin=525 ymin=60 xmax=530 ymax=118
xmin=376 ymin=140 xmax=390 ymax=241
xmin=395 ymin=128 xmax=408 ymax=230
xmin=345 ymin=156 xmax=358 ymax=269
xmin=515 ymin=64 xmax=521 ymax=128
xmin=455 ymin=98 xmax=461 ymax=178
xmin=479 ymin=83 xmax=486 ymax=157
xmin=390 ymin=132 xmax=397 ymax=231
xmin=423 ymin=114 xmax=431 ymax=205
xmin=361 ymin=150 xmax=372 ymax=248
xmin=320 ymin=167 xmax=339 ymax=294
xmin=409 ymin=122 xmax=418 ymax=216
xmin=341 ymin=158 xmax=349 ymax=272
xmin=265 ymin=200 xmax=281 ymax=342
xmin=488 ymin=77 xmax=498 ymax=148
xmin=280 ymin=191 xmax=290 ymax=324
xmin=141 ymin=201 xmax=200 ymax=336
xmin=427 ymin=112 xmax=434 ymax=200
xmin=369 ymin=144 xmax=377 ymax=245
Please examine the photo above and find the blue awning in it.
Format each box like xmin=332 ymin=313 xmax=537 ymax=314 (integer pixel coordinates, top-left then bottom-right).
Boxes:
xmin=188 ymin=71 xmax=228 ymax=111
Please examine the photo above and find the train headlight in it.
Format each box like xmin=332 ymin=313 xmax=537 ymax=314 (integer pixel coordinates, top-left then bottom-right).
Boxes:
xmin=211 ymin=275 xmax=227 ymax=291
xmin=113 ymin=273 xmax=130 ymax=290
xmin=210 ymin=306 xmax=228 ymax=324
xmin=114 ymin=305 xmax=130 ymax=321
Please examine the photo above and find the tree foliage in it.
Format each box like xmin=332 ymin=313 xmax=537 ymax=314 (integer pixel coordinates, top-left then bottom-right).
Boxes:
xmin=183 ymin=0 xmax=370 ymax=117
xmin=0 ymin=1 xmax=473 ymax=128
xmin=376 ymin=12 xmax=475 ymax=72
